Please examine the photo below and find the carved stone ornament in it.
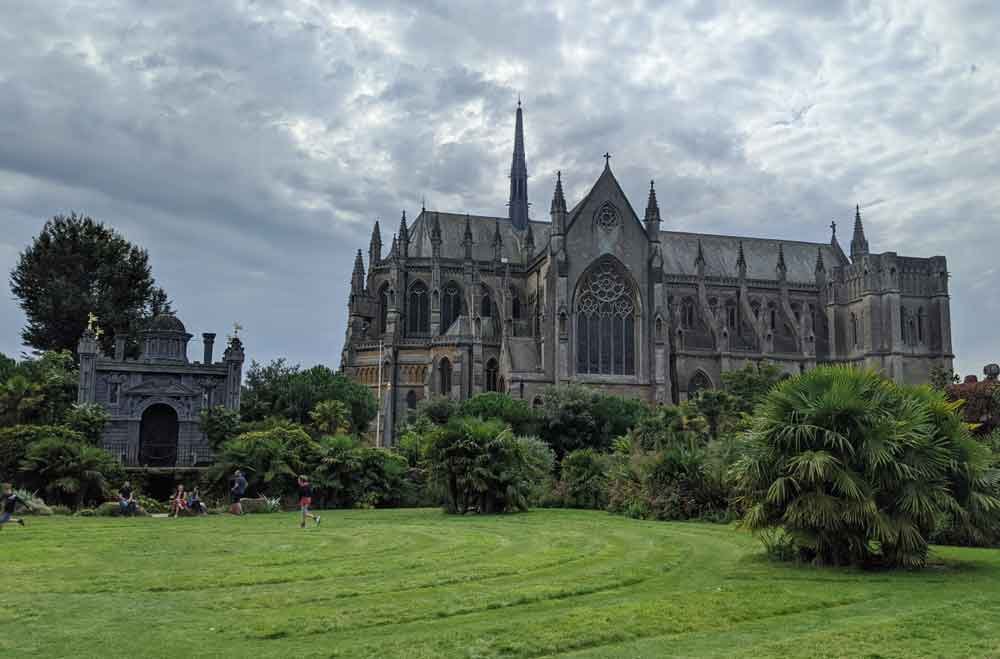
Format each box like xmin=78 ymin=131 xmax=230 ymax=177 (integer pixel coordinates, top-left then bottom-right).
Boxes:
xmin=595 ymin=202 xmax=619 ymax=232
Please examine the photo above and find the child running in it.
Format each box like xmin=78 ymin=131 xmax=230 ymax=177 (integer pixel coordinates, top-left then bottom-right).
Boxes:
xmin=297 ymin=475 xmax=320 ymax=529
xmin=1 ymin=483 xmax=27 ymax=529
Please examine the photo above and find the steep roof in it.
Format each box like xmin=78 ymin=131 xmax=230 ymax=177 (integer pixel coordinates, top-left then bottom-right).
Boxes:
xmin=660 ymin=231 xmax=844 ymax=282
xmin=406 ymin=211 xmax=550 ymax=263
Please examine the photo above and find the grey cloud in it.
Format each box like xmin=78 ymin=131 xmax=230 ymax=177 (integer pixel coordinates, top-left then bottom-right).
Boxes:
xmin=0 ymin=0 xmax=998 ymax=378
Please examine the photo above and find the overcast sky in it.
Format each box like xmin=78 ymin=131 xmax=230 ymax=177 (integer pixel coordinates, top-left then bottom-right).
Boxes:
xmin=1 ymin=0 xmax=997 ymax=377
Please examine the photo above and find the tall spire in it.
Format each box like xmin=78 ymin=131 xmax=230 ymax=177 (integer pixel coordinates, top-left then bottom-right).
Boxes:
xmin=431 ymin=211 xmax=441 ymax=244
xmin=776 ymin=243 xmax=787 ymax=281
xmin=850 ymin=203 xmax=869 ymax=260
xmin=398 ymin=210 xmax=409 ymax=258
xmin=694 ymin=239 xmax=706 ymax=276
xmin=351 ymin=249 xmax=365 ymax=294
xmin=644 ymin=179 xmax=661 ymax=241
xmin=368 ymin=220 xmax=382 ymax=266
xmin=815 ymin=246 xmax=826 ymax=275
xmin=463 ymin=213 xmax=473 ymax=260
xmin=508 ymin=101 xmax=529 ymax=231
xmin=736 ymin=240 xmax=747 ymax=278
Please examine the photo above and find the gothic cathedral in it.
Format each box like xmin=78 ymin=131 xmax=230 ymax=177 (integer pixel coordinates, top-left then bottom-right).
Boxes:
xmin=339 ymin=104 xmax=954 ymax=445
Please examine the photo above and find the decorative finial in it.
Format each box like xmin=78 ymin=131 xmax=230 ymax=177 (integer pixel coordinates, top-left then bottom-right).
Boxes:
xmin=517 ymin=93 xmax=521 ymax=108
xmin=603 ymin=152 xmax=612 ymax=167
xmin=830 ymin=220 xmax=837 ymax=237
xmin=86 ymin=312 xmax=99 ymax=333
xmin=233 ymin=322 xmax=243 ymax=338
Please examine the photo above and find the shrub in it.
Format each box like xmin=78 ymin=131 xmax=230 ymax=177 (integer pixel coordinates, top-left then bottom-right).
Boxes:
xmin=198 ymin=405 xmax=241 ymax=450
xmin=310 ymin=399 xmax=351 ymax=435
xmin=135 ymin=494 xmax=165 ymax=514
xmin=207 ymin=424 xmax=315 ymax=498
xmin=62 ymin=403 xmax=110 ymax=445
xmin=559 ymin=449 xmax=609 ymax=509
xmin=945 ymin=379 xmax=1000 ymax=435
xmin=426 ymin=417 xmax=551 ymax=514
xmin=50 ymin=504 xmax=71 ymax=515
xmin=460 ymin=393 xmax=541 ymax=436
xmin=415 ymin=396 xmax=458 ymax=426
xmin=20 ymin=436 xmax=123 ymax=510
xmin=0 ymin=425 xmax=85 ymax=485
xmin=734 ymin=366 xmax=1000 ymax=568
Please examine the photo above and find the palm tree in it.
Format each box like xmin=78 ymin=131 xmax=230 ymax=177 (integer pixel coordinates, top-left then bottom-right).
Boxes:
xmin=310 ymin=400 xmax=350 ymax=436
xmin=20 ymin=437 xmax=122 ymax=510
xmin=733 ymin=366 xmax=1000 ymax=568
xmin=0 ymin=374 xmax=44 ymax=425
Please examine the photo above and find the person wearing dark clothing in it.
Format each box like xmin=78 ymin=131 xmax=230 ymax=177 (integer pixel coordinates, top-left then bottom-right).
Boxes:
xmin=230 ymin=470 xmax=248 ymax=515
xmin=118 ymin=481 xmax=137 ymax=517
xmin=1 ymin=483 xmax=27 ymax=528
xmin=297 ymin=475 xmax=320 ymax=528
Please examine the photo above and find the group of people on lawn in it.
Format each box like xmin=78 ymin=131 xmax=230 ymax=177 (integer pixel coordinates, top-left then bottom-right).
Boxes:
xmin=114 ymin=470 xmax=320 ymax=526
xmin=3 ymin=471 xmax=320 ymax=529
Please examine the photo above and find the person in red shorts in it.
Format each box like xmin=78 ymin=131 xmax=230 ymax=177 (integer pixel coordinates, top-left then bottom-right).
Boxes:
xmin=297 ymin=475 xmax=320 ymax=529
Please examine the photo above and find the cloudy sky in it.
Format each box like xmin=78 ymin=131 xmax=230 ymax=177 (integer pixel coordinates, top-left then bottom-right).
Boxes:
xmin=1 ymin=0 xmax=997 ymax=376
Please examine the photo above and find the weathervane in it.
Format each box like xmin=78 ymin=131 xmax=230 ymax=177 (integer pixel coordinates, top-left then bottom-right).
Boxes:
xmin=86 ymin=312 xmax=102 ymax=336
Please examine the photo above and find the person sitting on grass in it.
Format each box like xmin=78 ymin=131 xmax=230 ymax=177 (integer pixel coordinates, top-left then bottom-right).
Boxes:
xmin=169 ymin=484 xmax=189 ymax=518
xmin=187 ymin=487 xmax=206 ymax=515
xmin=118 ymin=481 xmax=137 ymax=517
xmin=230 ymin=470 xmax=248 ymax=515
xmin=298 ymin=475 xmax=320 ymax=529
xmin=1 ymin=483 xmax=28 ymax=529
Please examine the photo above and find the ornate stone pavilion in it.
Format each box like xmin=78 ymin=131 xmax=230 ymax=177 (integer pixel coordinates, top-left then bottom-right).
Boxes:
xmin=339 ymin=103 xmax=954 ymax=444
xmin=77 ymin=313 xmax=244 ymax=467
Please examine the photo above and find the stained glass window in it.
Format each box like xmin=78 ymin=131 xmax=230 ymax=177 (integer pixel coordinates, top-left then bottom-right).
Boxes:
xmin=576 ymin=261 xmax=636 ymax=375
xmin=408 ymin=281 xmax=429 ymax=334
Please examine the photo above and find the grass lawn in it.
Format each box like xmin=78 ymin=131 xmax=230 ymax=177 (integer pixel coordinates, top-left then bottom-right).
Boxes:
xmin=2 ymin=509 xmax=999 ymax=658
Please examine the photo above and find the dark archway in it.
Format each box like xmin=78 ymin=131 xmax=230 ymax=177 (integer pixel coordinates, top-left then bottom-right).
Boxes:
xmin=140 ymin=403 xmax=179 ymax=467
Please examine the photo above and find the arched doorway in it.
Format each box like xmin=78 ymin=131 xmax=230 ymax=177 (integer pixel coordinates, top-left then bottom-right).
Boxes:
xmin=140 ymin=403 xmax=179 ymax=467
xmin=439 ymin=358 xmax=452 ymax=398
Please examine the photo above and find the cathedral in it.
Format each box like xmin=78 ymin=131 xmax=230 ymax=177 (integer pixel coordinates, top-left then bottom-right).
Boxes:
xmin=339 ymin=104 xmax=954 ymax=445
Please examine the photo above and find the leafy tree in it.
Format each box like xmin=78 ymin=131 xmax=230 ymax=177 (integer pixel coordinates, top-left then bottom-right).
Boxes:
xmin=208 ymin=425 xmax=315 ymax=497
xmin=0 ymin=425 xmax=85 ymax=484
xmin=734 ymin=366 xmax=1000 ymax=568
xmin=415 ymin=396 xmax=458 ymax=426
xmin=310 ymin=400 xmax=350 ymax=435
xmin=930 ymin=365 xmax=960 ymax=391
xmin=459 ymin=393 xmax=540 ymax=436
xmin=10 ymin=213 xmax=170 ymax=358
xmin=0 ymin=351 xmax=78 ymax=426
xmin=426 ymin=416 xmax=552 ymax=514
xmin=240 ymin=360 xmax=375 ymax=434
xmin=721 ymin=361 xmax=785 ymax=415
xmin=198 ymin=406 xmax=241 ymax=450
xmin=560 ymin=449 xmax=610 ymax=509
xmin=20 ymin=436 xmax=123 ymax=509
xmin=0 ymin=353 xmax=15 ymax=382
xmin=690 ymin=389 xmax=738 ymax=440
xmin=63 ymin=403 xmax=110 ymax=445
xmin=537 ymin=384 xmax=604 ymax=460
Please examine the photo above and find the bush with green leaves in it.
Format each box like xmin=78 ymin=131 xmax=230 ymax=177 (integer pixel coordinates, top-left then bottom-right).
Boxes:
xmin=734 ymin=366 xmax=1000 ymax=568
xmin=0 ymin=351 xmax=78 ymax=426
xmin=309 ymin=399 xmax=351 ymax=435
xmin=720 ymin=361 xmax=785 ymax=415
xmin=19 ymin=436 xmax=123 ymax=510
xmin=63 ymin=403 xmax=110 ymax=445
xmin=537 ymin=384 xmax=648 ymax=460
xmin=459 ymin=393 xmax=540 ymax=436
xmin=1 ymin=425 xmax=87 ymax=484
xmin=207 ymin=424 xmax=315 ymax=498
xmin=558 ymin=449 xmax=610 ymax=509
xmin=426 ymin=416 xmax=553 ymax=514
xmin=198 ymin=405 xmax=242 ymax=450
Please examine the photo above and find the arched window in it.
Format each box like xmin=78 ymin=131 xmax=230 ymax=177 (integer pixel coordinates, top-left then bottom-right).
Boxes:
xmin=851 ymin=313 xmax=858 ymax=347
xmin=406 ymin=390 xmax=417 ymax=409
xmin=485 ymin=358 xmax=499 ymax=392
xmin=576 ymin=260 xmax=636 ymax=376
xmin=688 ymin=371 xmax=712 ymax=397
xmin=439 ymin=357 xmax=452 ymax=397
xmin=681 ymin=297 xmax=696 ymax=329
xmin=726 ymin=299 xmax=737 ymax=330
xmin=511 ymin=289 xmax=521 ymax=320
xmin=441 ymin=282 xmax=462 ymax=333
xmin=480 ymin=287 xmax=492 ymax=317
xmin=377 ymin=284 xmax=390 ymax=334
xmin=407 ymin=281 xmax=429 ymax=334
xmin=768 ymin=302 xmax=777 ymax=331
xmin=917 ymin=308 xmax=925 ymax=343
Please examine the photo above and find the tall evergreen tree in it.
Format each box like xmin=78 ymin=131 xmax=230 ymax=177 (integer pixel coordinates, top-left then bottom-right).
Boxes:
xmin=10 ymin=213 xmax=170 ymax=358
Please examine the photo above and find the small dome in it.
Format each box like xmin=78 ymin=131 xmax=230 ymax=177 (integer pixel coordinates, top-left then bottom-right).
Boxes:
xmin=148 ymin=313 xmax=186 ymax=333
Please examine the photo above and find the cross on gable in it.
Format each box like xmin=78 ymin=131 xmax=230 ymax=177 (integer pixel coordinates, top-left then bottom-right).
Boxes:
xmin=603 ymin=152 xmax=612 ymax=166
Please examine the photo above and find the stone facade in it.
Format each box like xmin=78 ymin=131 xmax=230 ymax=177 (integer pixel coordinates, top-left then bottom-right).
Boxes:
xmin=77 ymin=313 xmax=245 ymax=467
xmin=339 ymin=105 xmax=954 ymax=445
